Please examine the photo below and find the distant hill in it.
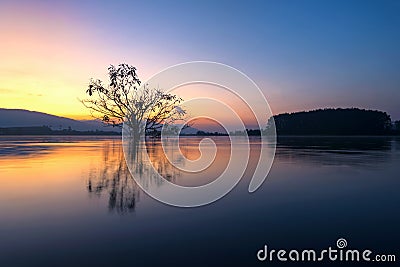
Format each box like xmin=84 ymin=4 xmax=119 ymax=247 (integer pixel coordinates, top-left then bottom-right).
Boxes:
xmin=0 ymin=108 xmax=206 ymax=135
xmin=0 ymin=108 xmax=119 ymax=132
xmin=0 ymin=126 xmax=120 ymax=136
xmin=268 ymin=108 xmax=393 ymax=135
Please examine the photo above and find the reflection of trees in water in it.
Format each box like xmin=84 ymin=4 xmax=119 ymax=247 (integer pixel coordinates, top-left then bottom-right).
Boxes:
xmin=86 ymin=139 xmax=182 ymax=214
xmin=277 ymin=136 xmax=393 ymax=151
xmin=123 ymin=139 xmax=183 ymax=189
xmin=275 ymin=136 xmax=398 ymax=168
xmin=84 ymin=137 xmax=400 ymax=212
xmin=87 ymin=141 xmax=140 ymax=214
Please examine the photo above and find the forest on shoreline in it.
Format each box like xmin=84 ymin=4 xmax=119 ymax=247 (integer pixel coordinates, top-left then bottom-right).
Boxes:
xmin=267 ymin=108 xmax=399 ymax=136
xmin=1 ymin=108 xmax=399 ymax=136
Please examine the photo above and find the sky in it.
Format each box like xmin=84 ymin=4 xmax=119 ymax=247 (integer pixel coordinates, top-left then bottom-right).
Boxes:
xmin=1 ymin=0 xmax=399 ymax=122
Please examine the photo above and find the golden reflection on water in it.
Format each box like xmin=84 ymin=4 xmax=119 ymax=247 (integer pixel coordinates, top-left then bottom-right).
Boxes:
xmin=1 ymin=136 xmax=397 ymax=215
xmin=0 ymin=137 xmax=235 ymax=214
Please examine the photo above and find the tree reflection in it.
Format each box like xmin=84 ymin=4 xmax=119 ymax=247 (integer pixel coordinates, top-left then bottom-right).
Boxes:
xmin=86 ymin=141 xmax=140 ymax=214
xmin=123 ymin=138 xmax=184 ymax=189
xmin=86 ymin=139 xmax=183 ymax=214
xmin=275 ymin=136 xmax=396 ymax=168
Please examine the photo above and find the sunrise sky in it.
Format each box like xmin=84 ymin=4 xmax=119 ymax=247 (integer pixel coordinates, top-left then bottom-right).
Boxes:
xmin=1 ymin=0 xmax=399 ymax=121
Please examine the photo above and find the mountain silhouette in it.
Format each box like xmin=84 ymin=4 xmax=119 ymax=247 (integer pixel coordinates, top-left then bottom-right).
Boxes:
xmin=0 ymin=108 xmax=118 ymax=132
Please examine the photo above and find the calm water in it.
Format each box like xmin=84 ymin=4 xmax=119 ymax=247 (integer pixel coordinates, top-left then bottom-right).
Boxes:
xmin=0 ymin=136 xmax=399 ymax=266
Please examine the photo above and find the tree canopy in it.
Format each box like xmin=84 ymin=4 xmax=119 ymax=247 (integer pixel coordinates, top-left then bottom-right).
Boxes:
xmin=81 ymin=64 xmax=187 ymax=138
xmin=267 ymin=108 xmax=392 ymax=135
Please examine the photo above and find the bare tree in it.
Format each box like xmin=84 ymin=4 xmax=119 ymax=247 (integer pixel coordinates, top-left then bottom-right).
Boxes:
xmin=81 ymin=63 xmax=187 ymax=139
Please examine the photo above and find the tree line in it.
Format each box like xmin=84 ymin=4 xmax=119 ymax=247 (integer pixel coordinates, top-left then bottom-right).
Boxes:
xmin=267 ymin=108 xmax=398 ymax=135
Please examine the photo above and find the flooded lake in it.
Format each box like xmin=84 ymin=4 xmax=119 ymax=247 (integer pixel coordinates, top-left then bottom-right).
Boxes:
xmin=0 ymin=136 xmax=399 ymax=266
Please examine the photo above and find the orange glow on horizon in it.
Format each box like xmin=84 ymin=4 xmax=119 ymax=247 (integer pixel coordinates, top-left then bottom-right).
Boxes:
xmin=0 ymin=2 xmax=283 ymax=126
xmin=0 ymin=2 xmax=286 ymax=126
xmin=0 ymin=2 xmax=165 ymax=119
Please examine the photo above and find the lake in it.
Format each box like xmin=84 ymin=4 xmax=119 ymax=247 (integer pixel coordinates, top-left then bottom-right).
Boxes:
xmin=0 ymin=136 xmax=399 ymax=266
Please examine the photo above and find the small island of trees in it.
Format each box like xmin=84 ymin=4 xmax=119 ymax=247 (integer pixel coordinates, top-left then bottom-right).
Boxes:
xmin=267 ymin=108 xmax=398 ymax=135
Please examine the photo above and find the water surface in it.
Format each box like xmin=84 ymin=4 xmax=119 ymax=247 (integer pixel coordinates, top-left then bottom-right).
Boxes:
xmin=0 ymin=136 xmax=399 ymax=266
